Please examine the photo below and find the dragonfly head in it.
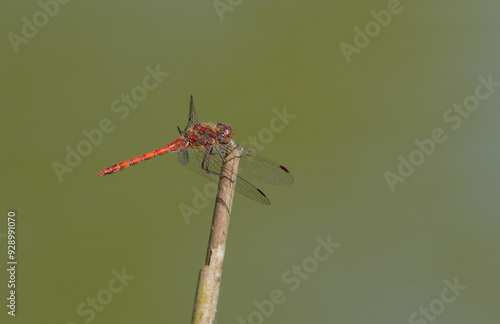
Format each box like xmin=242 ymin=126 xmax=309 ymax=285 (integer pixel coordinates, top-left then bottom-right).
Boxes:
xmin=216 ymin=123 xmax=234 ymax=144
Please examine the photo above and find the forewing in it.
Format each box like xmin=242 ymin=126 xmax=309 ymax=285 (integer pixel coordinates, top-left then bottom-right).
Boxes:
xmin=234 ymin=144 xmax=294 ymax=186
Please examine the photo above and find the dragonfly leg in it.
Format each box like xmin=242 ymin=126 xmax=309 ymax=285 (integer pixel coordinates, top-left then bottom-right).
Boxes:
xmin=218 ymin=144 xmax=233 ymax=154
xmin=201 ymin=146 xmax=236 ymax=183
xmin=215 ymin=145 xmax=228 ymax=161
xmin=216 ymin=144 xmax=241 ymax=165
xmin=201 ymin=146 xmax=219 ymax=176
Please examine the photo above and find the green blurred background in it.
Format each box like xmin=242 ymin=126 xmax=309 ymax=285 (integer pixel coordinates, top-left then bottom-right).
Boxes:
xmin=1 ymin=1 xmax=500 ymax=323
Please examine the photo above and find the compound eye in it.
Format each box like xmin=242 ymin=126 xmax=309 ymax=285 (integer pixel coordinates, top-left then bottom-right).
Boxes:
xmin=217 ymin=123 xmax=234 ymax=144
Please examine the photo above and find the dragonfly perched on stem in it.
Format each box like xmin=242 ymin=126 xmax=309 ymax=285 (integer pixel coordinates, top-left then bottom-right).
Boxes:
xmin=98 ymin=96 xmax=294 ymax=204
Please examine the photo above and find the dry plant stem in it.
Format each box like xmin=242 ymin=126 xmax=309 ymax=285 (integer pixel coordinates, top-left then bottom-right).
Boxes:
xmin=192 ymin=144 xmax=240 ymax=324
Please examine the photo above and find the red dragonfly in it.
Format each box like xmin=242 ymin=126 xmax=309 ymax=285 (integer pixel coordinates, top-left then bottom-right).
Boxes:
xmin=98 ymin=96 xmax=293 ymax=204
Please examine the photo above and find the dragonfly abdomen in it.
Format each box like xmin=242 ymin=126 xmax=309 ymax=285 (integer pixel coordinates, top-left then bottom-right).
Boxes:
xmin=98 ymin=138 xmax=187 ymax=176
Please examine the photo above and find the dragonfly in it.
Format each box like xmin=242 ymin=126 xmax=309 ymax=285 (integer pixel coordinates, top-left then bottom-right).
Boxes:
xmin=98 ymin=96 xmax=294 ymax=205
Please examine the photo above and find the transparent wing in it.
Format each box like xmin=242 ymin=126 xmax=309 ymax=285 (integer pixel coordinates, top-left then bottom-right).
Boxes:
xmin=178 ymin=146 xmax=271 ymax=205
xmin=234 ymin=143 xmax=294 ymax=186
xmin=178 ymin=95 xmax=199 ymax=134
